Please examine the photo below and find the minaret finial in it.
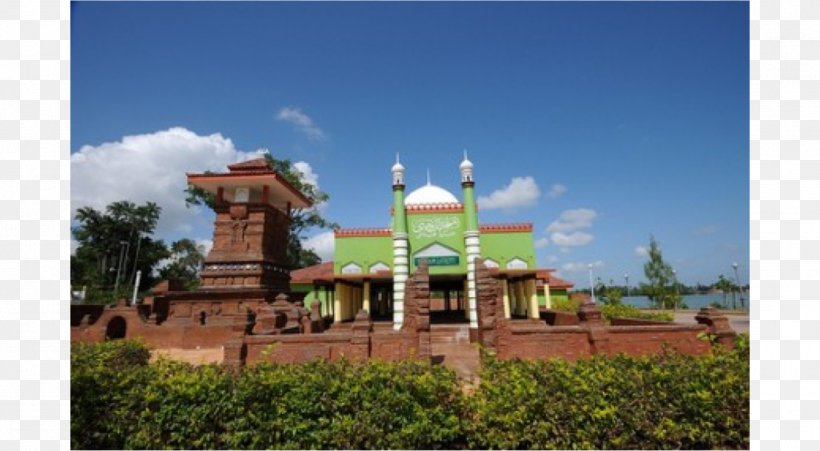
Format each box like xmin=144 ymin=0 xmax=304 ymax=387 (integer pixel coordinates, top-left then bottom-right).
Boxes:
xmin=463 ymin=149 xmax=468 ymax=161
xmin=396 ymin=152 xmax=400 ymax=164
xmin=426 ymin=168 xmax=431 ymax=186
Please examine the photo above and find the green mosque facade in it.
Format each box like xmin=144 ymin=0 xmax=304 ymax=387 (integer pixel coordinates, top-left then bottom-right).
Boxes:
xmin=291 ymin=155 xmax=573 ymax=334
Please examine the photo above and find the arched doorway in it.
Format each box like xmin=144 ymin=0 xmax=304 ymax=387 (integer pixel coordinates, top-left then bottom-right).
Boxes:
xmin=105 ymin=316 xmax=127 ymax=340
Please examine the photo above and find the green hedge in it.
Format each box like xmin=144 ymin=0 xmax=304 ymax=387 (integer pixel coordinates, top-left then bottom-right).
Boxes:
xmin=602 ymin=303 xmax=674 ymax=322
xmin=72 ymin=337 xmax=748 ymax=449
xmin=71 ymin=342 xmax=465 ymax=449
xmin=467 ymin=335 xmax=749 ymax=450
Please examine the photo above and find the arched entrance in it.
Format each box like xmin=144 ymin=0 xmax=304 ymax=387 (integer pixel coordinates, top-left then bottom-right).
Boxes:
xmin=105 ymin=316 xmax=127 ymax=340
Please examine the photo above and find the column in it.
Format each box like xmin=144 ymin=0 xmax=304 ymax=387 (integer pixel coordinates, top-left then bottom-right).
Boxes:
xmin=543 ymin=282 xmax=552 ymax=309
xmin=528 ymin=278 xmax=540 ymax=319
xmin=333 ymin=282 xmax=342 ymax=323
xmin=363 ymin=280 xmax=371 ymax=314
xmin=502 ymin=277 xmax=511 ymax=319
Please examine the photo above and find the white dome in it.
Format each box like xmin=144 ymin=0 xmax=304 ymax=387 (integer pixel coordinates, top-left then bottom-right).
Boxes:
xmin=405 ymin=184 xmax=460 ymax=205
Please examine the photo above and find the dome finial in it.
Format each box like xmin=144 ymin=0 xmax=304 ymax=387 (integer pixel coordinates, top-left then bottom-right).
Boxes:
xmin=426 ymin=168 xmax=431 ymax=186
xmin=396 ymin=152 xmax=400 ymax=164
xmin=391 ymin=152 xmax=405 ymax=185
xmin=460 ymin=149 xmax=474 ymax=182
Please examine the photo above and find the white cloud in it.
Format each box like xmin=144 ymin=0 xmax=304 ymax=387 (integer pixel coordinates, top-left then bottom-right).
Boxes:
xmin=293 ymin=161 xmax=319 ymax=188
xmin=547 ymin=183 xmax=567 ymax=199
xmin=277 ymin=107 xmax=326 ymax=141
xmin=561 ymin=260 xmax=604 ymax=273
xmin=634 ymin=245 xmax=649 ymax=257
xmin=477 ymin=176 xmax=540 ymax=211
xmin=694 ymin=225 xmax=719 ymax=235
xmin=302 ymin=231 xmax=334 ymax=262
xmin=71 ymin=127 xmax=269 ymax=239
xmin=550 ymin=231 xmax=594 ymax=247
xmin=546 ymin=208 xmax=597 ymax=233
xmin=534 ymin=237 xmax=549 ymax=248
xmin=195 ymin=239 xmax=214 ymax=256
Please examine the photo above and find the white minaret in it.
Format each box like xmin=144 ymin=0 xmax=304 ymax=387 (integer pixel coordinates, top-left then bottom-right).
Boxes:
xmin=460 ymin=151 xmax=480 ymax=333
xmin=391 ymin=154 xmax=409 ymax=330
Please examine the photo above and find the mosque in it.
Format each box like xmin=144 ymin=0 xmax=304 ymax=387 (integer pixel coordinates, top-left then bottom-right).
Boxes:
xmin=291 ymin=154 xmax=573 ymax=335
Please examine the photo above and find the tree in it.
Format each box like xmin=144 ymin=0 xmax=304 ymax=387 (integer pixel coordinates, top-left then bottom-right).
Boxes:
xmin=185 ymin=154 xmax=337 ymax=269
xmin=595 ymin=279 xmax=623 ymax=305
xmin=642 ymin=236 xmax=681 ymax=309
xmin=71 ymin=201 xmax=170 ymax=303
xmin=713 ymin=274 xmax=736 ymax=309
xmin=158 ymin=239 xmax=207 ymax=290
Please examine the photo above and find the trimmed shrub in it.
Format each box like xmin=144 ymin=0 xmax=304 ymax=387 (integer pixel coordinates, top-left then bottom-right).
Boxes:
xmin=225 ymin=359 xmax=465 ymax=449
xmin=602 ymin=303 xmax=674 ymax=322
xmin=466 ymin=334 xmax=749 ymax=450
xmin=551 ymin=296 xmax=582 ymax=313
xmin=72 ymin=338 xmax=748 ymax=449
xmin=71 ymin=340 xmax=153 ymax=449
xmin=71 ymin=340 xmax=465 ymax=449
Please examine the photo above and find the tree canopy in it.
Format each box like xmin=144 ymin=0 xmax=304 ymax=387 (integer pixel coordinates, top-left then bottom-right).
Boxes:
xmin=71 ymin=201 xmax=169 ymax=303
xmin=158 ymin=238 xmax=207 ymax=290
xmin=641 ymin=236 xmax=683 ymax=309
xmin=185 ymin=154 xmax=337 ymax=269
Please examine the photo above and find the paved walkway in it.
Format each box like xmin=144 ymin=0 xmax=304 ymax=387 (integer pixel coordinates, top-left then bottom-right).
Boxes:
xmin=431 ymin=324 xmax=481 ymax=383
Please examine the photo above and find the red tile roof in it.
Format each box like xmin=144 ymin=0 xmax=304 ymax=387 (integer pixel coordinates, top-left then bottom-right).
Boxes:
xmin=187 ymin=157 xmax=313 ymax=208
xmin=290 ymin=261 xmax=334 ymax=284
xmin=227 ymin=158 xmax=273 ymax=172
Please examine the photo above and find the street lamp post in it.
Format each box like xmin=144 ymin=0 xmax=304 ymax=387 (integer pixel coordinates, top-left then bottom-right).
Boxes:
xmin=624 ymin=273 xmax=629 ymax=297
xmin=129 ymin=232 xmax=147 ymax=286
xmin=672 ymin=269 xmax=679 ymax=312
xmin=732 ymin=262 xmax=744 ymax=311
xmin=588 ymin=264 xmax=596 ymax=304
xmin=113 ymin=241 xmax=128 ymax=297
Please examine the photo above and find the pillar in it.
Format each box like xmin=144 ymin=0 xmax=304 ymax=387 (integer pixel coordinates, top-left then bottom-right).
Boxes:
xmin=363 ymin=280 xmax=371 ymax=314
xmin=543 ymin=282 xmax=552 ymax=309
xmin=333 ymin=282 xmax=342 ymax=323
xmin=528 ymin=278 xmax=540 ymax=319
xmin=502 ymin=277 xmax=511 ymax=319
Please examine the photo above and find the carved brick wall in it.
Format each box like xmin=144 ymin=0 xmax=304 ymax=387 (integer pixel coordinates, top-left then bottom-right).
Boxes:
xmin=403 ymin=261 xmax=431 ymax=360
xmin=199 ymin=203 xmax=290 ymax=292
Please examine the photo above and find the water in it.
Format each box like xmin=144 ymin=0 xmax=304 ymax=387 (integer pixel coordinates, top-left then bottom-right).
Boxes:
xmin=621 ymin=293 xmax=749 ymax=310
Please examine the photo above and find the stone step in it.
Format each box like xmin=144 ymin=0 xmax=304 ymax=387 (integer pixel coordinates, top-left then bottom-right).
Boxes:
xmin=431 ymin=326 xmax=471 ymax=344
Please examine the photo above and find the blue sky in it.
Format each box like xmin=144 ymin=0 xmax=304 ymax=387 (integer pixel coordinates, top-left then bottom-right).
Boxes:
xmin=71 ymin=1 xmax=749 ymax=288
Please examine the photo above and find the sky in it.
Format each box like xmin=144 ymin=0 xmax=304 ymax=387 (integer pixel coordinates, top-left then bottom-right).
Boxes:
xmin=71 ymin=1 xmax=750 ymax=288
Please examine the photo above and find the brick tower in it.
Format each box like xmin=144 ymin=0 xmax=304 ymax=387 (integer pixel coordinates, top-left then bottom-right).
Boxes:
xmin=187 ymin=158 xmax=312 ymax=293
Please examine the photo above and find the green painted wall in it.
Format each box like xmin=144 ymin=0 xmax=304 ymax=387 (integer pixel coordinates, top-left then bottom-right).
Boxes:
xmin=538 ymin=289 xmax=569 ymax=306
xmin=334 ymin=235 xmax=393 ymax=275
xmin=406 ymin=212 xmax=467 ymax=275
xmin=480 ymin=231 xmax=537 ymax=269
xmin=291 ymin=282 xmax=334 ymax=315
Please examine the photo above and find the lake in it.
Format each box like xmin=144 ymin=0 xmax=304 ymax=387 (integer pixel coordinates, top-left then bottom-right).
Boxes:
xmin=621 ymin=293 xmax=749 ymax=310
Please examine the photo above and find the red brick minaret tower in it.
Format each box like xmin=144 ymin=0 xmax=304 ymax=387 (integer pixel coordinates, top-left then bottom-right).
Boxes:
xmin=187 ymin=158 xmax=312 ymax=293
